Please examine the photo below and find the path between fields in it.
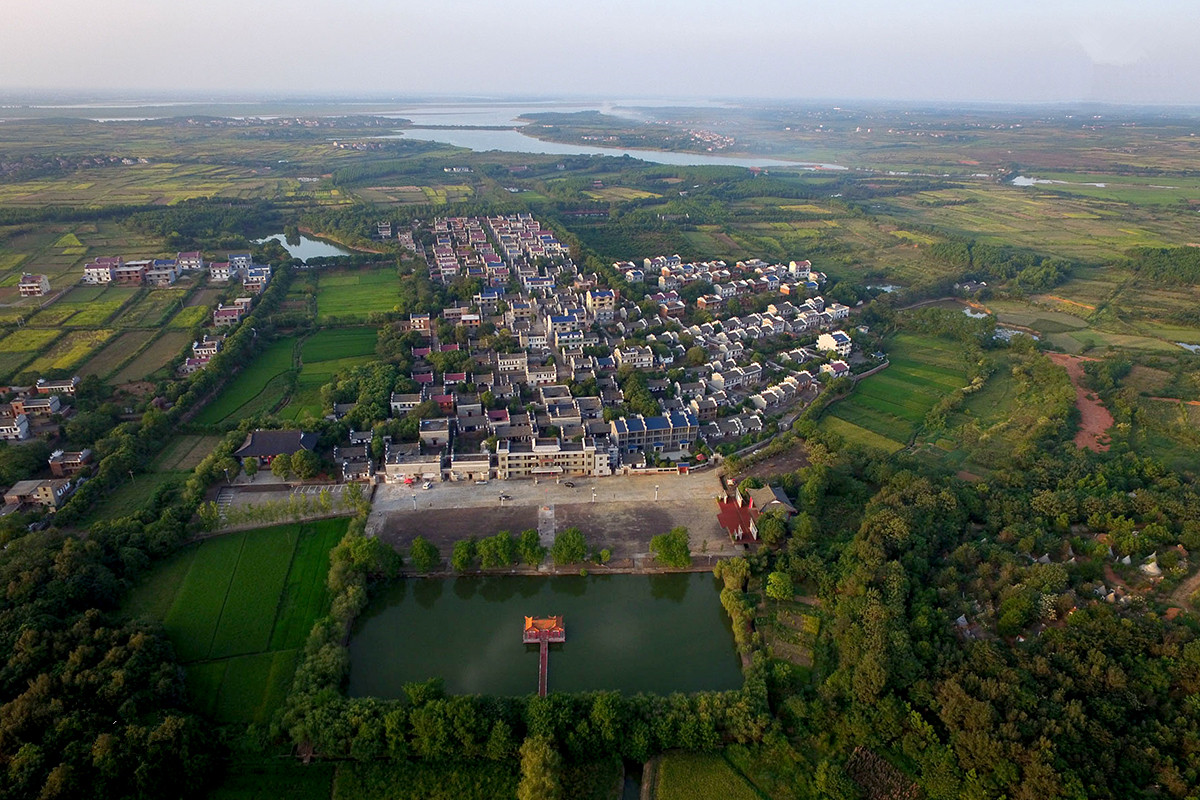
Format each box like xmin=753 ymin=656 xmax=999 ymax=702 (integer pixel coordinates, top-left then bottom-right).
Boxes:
xmin=1147 ymin=396 xmax=1200 ymax=407
xmin=1046 ymin=352 xmax=1113 ymax=452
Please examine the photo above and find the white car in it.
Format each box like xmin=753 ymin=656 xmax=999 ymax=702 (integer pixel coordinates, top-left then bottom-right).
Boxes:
xmin=422 ymin=481 xmax=433 ymax=490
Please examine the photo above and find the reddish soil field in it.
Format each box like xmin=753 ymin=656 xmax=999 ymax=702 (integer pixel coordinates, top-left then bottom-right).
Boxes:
xmin=1047 ymin=353 xmax=1113 ymax=452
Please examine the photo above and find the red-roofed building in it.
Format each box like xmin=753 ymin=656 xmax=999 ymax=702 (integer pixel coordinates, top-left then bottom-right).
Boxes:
xmin=716 ymin=491 xmax=759 ymax=544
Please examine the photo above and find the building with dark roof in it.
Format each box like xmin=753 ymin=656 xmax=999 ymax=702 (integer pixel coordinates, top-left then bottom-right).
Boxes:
xmin=233 ymin=430 xmax=318 ymax=466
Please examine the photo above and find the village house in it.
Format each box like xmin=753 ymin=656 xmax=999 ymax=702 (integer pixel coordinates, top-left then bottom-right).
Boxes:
xmin=4 ymin=478 xmax=75 ymax=510
xmin=817 ymin=330 xmax=853 ymax=357
xmin=36 ymin=376 xmax=79 ymax=395
xmin=0 ymin=413 xmax=30 ymax=441
xmin=18 ymin=274 xmax=50 ymax=297
xmin=48 ymin=449 xmax=93 ymax=477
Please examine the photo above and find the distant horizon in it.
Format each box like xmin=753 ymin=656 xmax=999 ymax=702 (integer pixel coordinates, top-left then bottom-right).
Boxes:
xmin=4 ymin=1 xmax=1198 ymax=108
xmin=4 ymin=91 xmax=1200 ymax=116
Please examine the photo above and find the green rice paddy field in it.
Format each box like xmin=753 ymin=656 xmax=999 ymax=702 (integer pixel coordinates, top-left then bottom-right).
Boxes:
xmin=653 ymin=752 xmax=760 ymax=800
xmin=122 ymin=519 xmax=348 ymax=724
xmin=315 ymin=269 xmax=402 ymax=322
xmin=822 ymin=333 xmax=969 ymax=452
xmin=279 ymin=327 xmax=378 ymax=422
xmin=194 ymin=337 xmax=298 ymax=424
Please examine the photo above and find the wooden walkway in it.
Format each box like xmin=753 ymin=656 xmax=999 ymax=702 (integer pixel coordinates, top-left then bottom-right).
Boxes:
xmin=538 ymin=639 xmax=549 ymax=697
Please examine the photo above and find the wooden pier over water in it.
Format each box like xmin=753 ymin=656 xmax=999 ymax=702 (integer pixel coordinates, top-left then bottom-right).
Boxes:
xmin=523 ymin=616 xmax=565 ymax=697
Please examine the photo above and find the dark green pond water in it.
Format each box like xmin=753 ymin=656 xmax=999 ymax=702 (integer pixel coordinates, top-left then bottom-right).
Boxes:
xmin=347 ymin=573 xmax=742 ymax=697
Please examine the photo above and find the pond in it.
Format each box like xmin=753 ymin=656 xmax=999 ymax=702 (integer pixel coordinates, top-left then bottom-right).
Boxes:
xmin=254 ymin=232 xmax=356 ymax=262
xmin=348 ymin=573 xmax=743 ymax=698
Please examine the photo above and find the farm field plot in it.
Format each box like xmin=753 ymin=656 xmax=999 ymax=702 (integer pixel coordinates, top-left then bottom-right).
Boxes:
xmin=116 ymin=288 xmax=189 ymax=328
xmin=75 ymin=470 xmax=189 ymax=528
xmin=122 ymin=519 xmax=347 ymax=723
xmin=152 ymin=434 xmax=222 ymax=471
xmin=110 ymin=329 xmax=192 ymax=383
xmin=0 ymin=162 xmax=294 ymax=207
xmin=653 ymin=752 xmax=759 ymax=800
xmin=315 ymin=269 xmax=401 ymax=322
xmin=0 ymin=328 xmax=61 ymax=380
xmin=332 ymin=761 xmax=518 ymax=800
xmin=194 ymin=337 xmax=297 ymax=424
xmin=37 ymin=285 xmax=139 ymax=327
xmin=280 ymin=327 xmax=378 ymax=421
xmin=207 ymin=760 xmax=335 ymax=800
xmin=824 ymin=333 xmax=968 ymax=449
xmin=21 ymin=329 xmax=116 ymax=376
xmin=78 ymin=330 xmax=156 ymax=378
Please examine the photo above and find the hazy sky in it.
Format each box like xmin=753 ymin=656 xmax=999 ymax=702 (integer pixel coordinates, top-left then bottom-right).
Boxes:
xmin=3 ymin=0 xmax=1197 ymax=105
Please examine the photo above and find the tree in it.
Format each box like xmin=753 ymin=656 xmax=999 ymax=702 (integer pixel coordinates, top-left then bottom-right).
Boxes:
xmin=766 ymin=571 xmax=794 ymax=601
xmin=550 ymin=527 xmax=587 ymax=566
xmin=410 ymin=536 xmax=440 ymax=572
xmin=519 ymin=529 xmax=546 ymax=567
xmin=197 ymin=501 xmax=221 ymax=531
xmin=517 ymin=735 xmax=562 ymax=800
xmin=292 ymin=449 xmax=319 ymax=480
xmin=271 ymin=452 xmax=292 ymax=480
xmin=451 ymin=538 xmax=477 ymax=572
xmin=650 ymin=526 xmax=691 ymax=568
xmin=243 ymin=459 xmax=258 ymax=481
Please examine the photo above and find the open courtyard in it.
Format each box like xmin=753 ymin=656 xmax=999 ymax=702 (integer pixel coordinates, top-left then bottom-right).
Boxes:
xmin=367 ymin=469 xmax=736 ymax=565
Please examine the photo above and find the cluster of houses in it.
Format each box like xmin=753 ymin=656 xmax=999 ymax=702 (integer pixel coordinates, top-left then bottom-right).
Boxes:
xmin=81 ymin=251 xmax=205 ymax=288
xmin=77 ymin=251 xmax=271 ymax=300
xmin=306 ymin=214 xmax=863 ymax=486
xmin=0 ymin=377 xmax=79 ymax=442
xmin=0 ymin=376 xmax=93 ymax=514
xmin=429 ymin=214 xmax=567 ymax=288
xmin=614 ymin=256 xmax=832 ymax=309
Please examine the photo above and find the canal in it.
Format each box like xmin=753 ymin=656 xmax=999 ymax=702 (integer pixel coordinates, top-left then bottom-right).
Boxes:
xmin=347 ymin=573 xmax=743 ymax=697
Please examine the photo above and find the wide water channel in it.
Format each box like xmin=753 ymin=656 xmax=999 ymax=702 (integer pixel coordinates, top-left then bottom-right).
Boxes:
xmin=348 ymin=573 xmax=743 ymax=697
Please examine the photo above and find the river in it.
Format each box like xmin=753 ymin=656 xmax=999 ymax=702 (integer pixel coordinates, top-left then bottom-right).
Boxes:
xmin=347 ymin=573 xmax=743 ymax=698
xmin=385 ymin=127 xmax=842 ymax=169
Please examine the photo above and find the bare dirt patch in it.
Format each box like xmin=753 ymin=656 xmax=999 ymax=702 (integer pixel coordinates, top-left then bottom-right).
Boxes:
xmin=1047 ymin=352 xmax=1113 ymax=452
xmin=736 ymin=443 xmax=810 ymax=482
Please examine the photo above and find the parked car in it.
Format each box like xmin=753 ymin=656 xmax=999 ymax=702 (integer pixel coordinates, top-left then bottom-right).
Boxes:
xmin=499 ymin=494 xmax=512 ymax=501
xmin=475 ymin=479 xmax=488 ymax=485
xmin=563 ymin=481 xmax=575 ymax=488
xmin=422 ymin=481 xmax=433 ymax=490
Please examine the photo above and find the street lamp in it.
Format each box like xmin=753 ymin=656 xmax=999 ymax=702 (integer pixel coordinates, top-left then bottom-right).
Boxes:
xmin=224 ymin=468 xmax=230 ymax=485
xmin=411 ymin=494 xmax=417 ymax=510
xmin=591 ymin=488 xmax=596 ymax=503
xmin=655 ymin=485 xmax=659 ymax=502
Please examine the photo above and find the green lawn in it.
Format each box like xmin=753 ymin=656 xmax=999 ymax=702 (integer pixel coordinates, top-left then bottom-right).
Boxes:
xmin=122 ymin=519 xmax=348 ymax=724
xmin=194 ymin=337 xmax=297 ymax=425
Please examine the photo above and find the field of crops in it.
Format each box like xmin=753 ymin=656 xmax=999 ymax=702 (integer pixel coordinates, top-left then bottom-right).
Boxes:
xmin=78 ymin=330 xmax=156 ymax=378
xmin=122 ymin=519 xmax=347 ymax=724
xmin=0 ymin=328 xmax=61 ymax=380
xmin=110 ymin=329 xmax=192 ymax=383
xmin=332 ymin=761 xmax=517 ymax=800
xmin=315 ymin=269 xmax=401 ymax=322
xmin=194 ymin=337 xmax=296 ymax=424
xmin=117 ymin=288 xmax=189 ymax=328
xmin=152 ymin=434 xmax=222 ymax=471
xmin=20 ymin=329 xmax=115 ymax=376
xmin=653 ymin=752 xmax=759 ymax=800
xmin=279 ymin=328 xmax=378 ymax=421
xmin=824 ymin=333 xmax=967 ymax=450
